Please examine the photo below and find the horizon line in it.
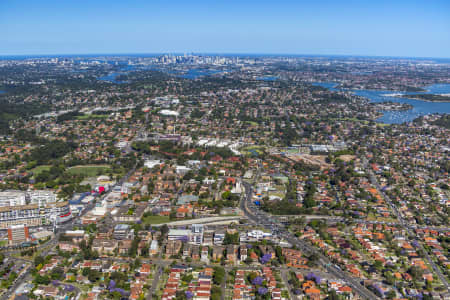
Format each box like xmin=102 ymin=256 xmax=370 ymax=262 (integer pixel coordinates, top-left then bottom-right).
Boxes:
xmin=0 ymin=52 xmax=449 ymax=61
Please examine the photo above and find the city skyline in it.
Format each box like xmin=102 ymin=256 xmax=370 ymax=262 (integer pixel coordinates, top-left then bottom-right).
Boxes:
xmin=1 ymin=0 xmax=449 ymax=58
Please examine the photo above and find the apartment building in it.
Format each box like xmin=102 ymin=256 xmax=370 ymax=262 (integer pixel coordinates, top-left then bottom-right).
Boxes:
xmin=8 ymin=224 xmax=30 ymax=245
xmin=0 ymin=190 xmax=26 ymax=207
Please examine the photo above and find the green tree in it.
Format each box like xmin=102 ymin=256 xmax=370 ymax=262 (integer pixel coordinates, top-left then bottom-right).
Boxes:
xmin=34 ymin=255 xmax=44 ymax=267
xmin=213 ymin=267 xmax=225 ymax=285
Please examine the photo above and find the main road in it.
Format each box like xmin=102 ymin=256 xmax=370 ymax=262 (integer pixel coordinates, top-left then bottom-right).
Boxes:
xmin=362 ymin=157 xmax=449 ymax=291
xmin=239 ymin=179 xmax=379 ymax=299
xmin=0 ymin=235 xmax=65 ymax=300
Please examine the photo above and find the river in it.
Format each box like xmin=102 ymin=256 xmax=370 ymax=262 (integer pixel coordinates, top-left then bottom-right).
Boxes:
xmin=313 ymin=82 xmax=450 ymax=124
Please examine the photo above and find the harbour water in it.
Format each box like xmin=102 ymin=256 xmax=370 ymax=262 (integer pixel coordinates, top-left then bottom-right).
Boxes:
xmin=313 ymin=82 xmax=450 ymax=124
xmin=97 ymin=65 xmax=135 ymax=83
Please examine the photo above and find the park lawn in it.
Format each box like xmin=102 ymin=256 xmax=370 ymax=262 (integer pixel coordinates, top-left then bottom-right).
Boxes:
xmin=241 ymin=145 xmax=265 ymax=156
xmin=142 ymin=215 xmax=170 ymax=225
xmin=66 ymin=165 xmax=111 ymax=177
xmin=31 ymin=165 xmax=51 ymax=176
xmin=285 ymin=148 xmax=300 ymax=154
xmin=329 ymin=117 xmax=369 ymax=124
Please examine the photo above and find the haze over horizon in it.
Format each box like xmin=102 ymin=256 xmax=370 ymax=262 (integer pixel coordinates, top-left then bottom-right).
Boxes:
xmin=1 ymin=0 xmax=449 ymax=58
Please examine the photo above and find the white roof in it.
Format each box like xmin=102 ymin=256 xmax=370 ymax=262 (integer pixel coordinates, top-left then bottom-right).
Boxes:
xmin=176 ymin=166 xmax=191 ymax=171
xmin=150 ymin=240 xmax=158 ymax=250
xmin=168 ymin=229 xmax=191 ymax=236
xmin=144 ymin=160 xmax=162 ymax=168
xmin=33 ymin=230 xmax=53 ymax=239
xmin=197 ymin=139 xmax=209 ymax=146
xmin=97 ymin=175 xmax=110 ymax=181
xmin=10 ymin=224 xmax=25 ymax=229
xmin=159 ymin=109 xmax=179 ymax=116
xmin=65 ymin=230 xmax=85 ymax=235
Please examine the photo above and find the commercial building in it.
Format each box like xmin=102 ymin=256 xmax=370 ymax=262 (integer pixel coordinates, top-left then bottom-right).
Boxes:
xmin=0 ymin=201 xmax=71 ymax=229
xmin=0 ymin=204 xmax=41 ymax=229
xmin=32 ymin=230 xmax=54 ymax=242
xmin=44 ymin=201 xmax=72 ymax=223
xmin=0 ymin=190 xmax=59 ymax=208
xmin=247 ymin=230 xmax=272 ymax=241
xmin=168 ymin=229 xmax=191 ymax=241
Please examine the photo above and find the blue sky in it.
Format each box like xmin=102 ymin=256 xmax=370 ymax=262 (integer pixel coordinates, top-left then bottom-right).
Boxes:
xmin=1 ymin=0 xmax=449 ymax=57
